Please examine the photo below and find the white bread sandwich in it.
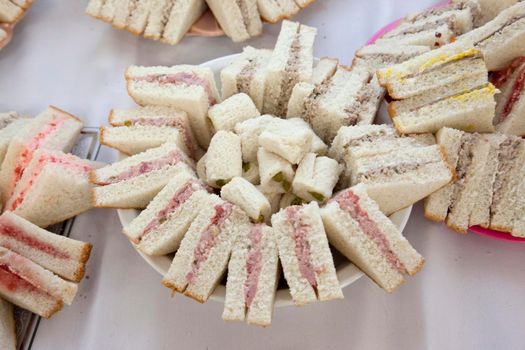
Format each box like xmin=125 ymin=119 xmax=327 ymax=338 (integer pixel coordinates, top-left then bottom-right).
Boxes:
xmin=321 ymin=184 xmax=425 ymax=293
xmin=350 ymin=145 xmax=454 ymax=215
xmin=92 ymin=142 xmax=195 ymax=209
xmin=4 ymin=149 xmax=94 ymax=228
xmin=271 ymin=202 xmax=342 ymax=305
xmin=258 ymin=187 xmax=281 ymax=215
xmin=162 ymin=197 xmax=250 ymax=302
xmin=491 ymin=56 xmax=525 ymax=136
xmin=292 ymin=153 xmax=342 ymax=203
xmin=205 ymin=131 xmax=242 ymax=188
xmin=258 ymin=120 xmax=312 ymax=164
xmin=105 ymin=105 xmax=199 ymax=158
xmin=222 ymin=223 xmax=278 ymax=326
xmin=123 ymin=172 xmax=212 ymax=255
xmin=0 ymin=112 xmax=30 ymax=166
xmin=0 ymin=106 xmax=82 ymax=202
xmin=257 ymin=147 xmax=294 ymax=194
xmin=453 ymin=0 xmax=518 ymax=27
xmin=0 ymin=298 xmax=15 ymax=350
xmin=221 ymin=177 xmax=271 ymax=223
xmin=0 ymin=246 xmax=78 ymax=317
xmin=353 ymin=43 xmax=430 ymax=71
xmin=242 ymin=160 xmax=260 ymax=185
xmin=279 ymin=192 xmax=305 ymax=209
xmin=376 ymin=24 xmax=455 ymax=49
xmin=256 ymin=0 xmax=299 ymax=23
xmin=125 ymin=65 xmax=220 ymax=147
xmin=0 ymin=0 xmax=27 ymax=24
xmin=309 ymin=57 xmax=338 ymax=85
xmin=220 ymin=46 xmax=272 ymax=111
xmin=208 ymin=93 xmax=260 ymax=132
xmin=206 ymin=0 xmax=262 ymax=42
xmin=263 ymin=20 xmax=316 ymax=116
xmin=0 ymin=211 xmax=92 ymax=282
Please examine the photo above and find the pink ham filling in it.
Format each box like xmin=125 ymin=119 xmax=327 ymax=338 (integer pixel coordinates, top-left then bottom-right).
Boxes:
xmin=9 ymin=154 xmax=92 ymax=211
xmin=0 ymin=264 xmax=41 ymax=293
xmin=0 ymin=252 xmax=51 ymax=296
xmin=136 ymin=72 xmax=217 ymax=105
xmin=243 ymin=224 xmax=263 ymax=307
xmin=286 ymin=207 xmax=317 ymax=288
xmin=185 ymin=203 xmax=233 ymax=284
xmin=332 ymin=191 xmax=406 ymax=273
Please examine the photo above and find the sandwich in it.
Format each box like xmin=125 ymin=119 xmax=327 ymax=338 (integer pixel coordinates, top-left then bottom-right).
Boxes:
xmin=263 ymin=20 xmax=317 ymax=116
xmin=271 ymin=202 xmax=342 ymax=305
xmin=220 ymin=46 xmax=272 ymax=111
xmin=0 ymin=112 xmax=30 ymax=165
xmin=125 ymin=65 xmax=221 ymax=147
xmin=452 ymin=0 xmax=518 ymax=27
xmin=350 ymin=145 xmax=454 ymax=215
xmin=491 ymin=56 xmax=525 ymax=136
xmin=220 ymin=176 xmax=271 ymax=223
xmin=258 ymin=120 xmax=313 ymax=164
xmin=288 ymin=65 xmax=383 ymax=143
xmin=242 ymin=160 xmax=260 ymax=185
xmin=206 ymin=0 xmax=262 ymax=42
xmin=0 ymin=106 xmax=83 ymax=203
xmin=208 ymin=93 xmax=260 ymax=132
xmin=257 ymin=147 xmax=294 ymax=194
xmin=92 ymin=142 xmax=195 ymax=209
xmin=321 ymin=184 xmax=425 ymax=293
xmin=205 ymin=131 xmax=243 ymax=188
xmin=162 ymin=197 xmax=250 ymax=302
xmin=105 ymin=105 xmax=199 ymax=158
xmin=222 ymin=223 xmax=278 ymax=326
xmin=0 ymin=246 xmax=78 ymax=318
xmin=256 ymin=0 xmax=299 ymax=23
xmin=0 ymin=0 xmax=27 ymax=24
xmin=292 ymin=153 xmax=342 ymax=203
xmin=258 ymin=186 xmax=281 ymax=215
xmin=308 ymin=57 xmax=339 ymax=85
xmin=353 ymin=43 xmax=430 ymax=71
xmin=0 ymin=298 xmax=15 ymax=350
xmin=0 ymin=211 xmax=92 ymax=282
xmin=123 ymin=172 xmax=212 ymax=256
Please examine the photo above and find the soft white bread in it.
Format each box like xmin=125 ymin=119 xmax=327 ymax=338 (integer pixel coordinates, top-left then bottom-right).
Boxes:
xmin=222 ymin=224 xmax=278 ymax=326
xmin=292 ymin=153 xmax=342 ymax=202
xmin=125 ymin=65 xmax=220 ymax=148
xmin=92 ymin=142 xmax=195 ymax=209
xmin=287 ymin=82 xmax=315 ymax=118
xmin=205 ymin=131 xmax=242 ymax=187
xmin=206 ymin=0 xmax=262 ymax=42
xmin=196 ymin=153 xmax=207 ymax=183
xmin=0 ymin=211 xmax=92 ymax=282
xmin=257 ymin=147 xmax=294 ymax=194
xmin=234 ymin=115 xmax=277 ymax=163
xmin=256 ymin=0 xmax=299 ymax=23
xmin=0 ymin=298 xmax=15 ymax=350
xmin=0 ymin=117 xmax=30 ymax=166
xmin=0 ymin=106 xmax=83 ymax=202
xmin=376 ymin=24 xmax=455 ymax=48
xmin=221 ymin=177 xmax=271 ymax=222
xmin=286 ymin=117 xmax=328 ymax=155
xmin=309 ymin=57 xmax=338 ymax=85
xmin=453 ymin=0 xmax=518 ymax=27
xmin=126 ymin=1 xmax=154 ymax=34
xmin=220 ymin=46 xmax=272 ymax=111
xmin=321 ymin=184 xmax=424 ymax=293
xmin=242 ymin=161 xmax=260 ymax=184
xmin=208 ymin=93 xmax=260 ymax=132
xmin=162 ymin=199 xmax=251 ymax=303
xmin=258 ymin=187 xmax=281 ymax=216
xmin=271 ymin=202 xmax=342 ymax=305
xmin=263 ymin=20 xmax=316 ymax=116
xmin=85 ymin=0 xmax=105 ymax=17
xmin=258 ymin=121 xmax=312 ymax=164
xmin=353 ymin=43 xmax=430 ymax=70
xmin=123 ymin=172 xmax=212 ymax=256
xmin=279 ymin=192 xmax=304 ymax=209
xmin=0 ymin=0 xmax=24 ymax=23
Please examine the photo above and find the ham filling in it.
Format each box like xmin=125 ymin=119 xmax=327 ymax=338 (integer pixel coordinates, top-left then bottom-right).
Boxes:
xmin=491 ymin=58 xmax=525 ymax=124
xmin=185 ymin=203 xmax=233 ymax=284
xmin=9 ymin=154 xmax=92 ymax=211
xmin=332 ymin=190 xmax=406 ymax=273
xmin=243 ymin=224 xmax=263 ymax=307
xmin=0 ymin=252 xmax=52 ymax=296
xmin=135 ymin=72 xmax=217 ymax=105
xmin=286 ymin=207 xmax=317 ymax=288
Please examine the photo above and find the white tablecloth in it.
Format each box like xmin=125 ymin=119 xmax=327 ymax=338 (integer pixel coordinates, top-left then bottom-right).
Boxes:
xmin=1 ymin=1 xmax=524 ymax=349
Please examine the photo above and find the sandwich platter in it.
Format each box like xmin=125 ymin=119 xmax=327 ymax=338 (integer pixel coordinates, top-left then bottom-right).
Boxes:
xmin=116 ymin=55 xmax=414 ymax=307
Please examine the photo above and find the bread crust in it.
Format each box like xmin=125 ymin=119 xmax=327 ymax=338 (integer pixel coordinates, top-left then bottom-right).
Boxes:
xmin=99 ymin=128 xmax=134 ymax=156
xmin=71 ymin=243 xmax=93 ymax=283
xmin=41 ymin=299 xmax=64 ymax=319
xmin=183 ymin=289 xmax=207 ymax=304
xmin=447 ymin=222 xmax=469 ymax=234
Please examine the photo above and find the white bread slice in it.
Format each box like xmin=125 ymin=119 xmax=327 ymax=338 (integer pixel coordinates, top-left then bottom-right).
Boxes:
xmin=279 ymin=192 xmax=304 ymax=209
xmin=321 ymin=184 xmax=424 ymax=293
xmin=0 ymin=247 xmax=77 ymax=306
xmin=256 ymin=0 xmax=299 ymax=23
xmin=493 ymin=57 xmax=525 ymax=136
xmin=125 ymin=65 xmax=220 ymax=148
xmin=6 ymin=150 xmax=93 ymax=228
xmin=351 ymin=145 xmax=454 ymax=215
xmin=271 ymin=202 xmax=342 ymax=305
xmin=234 ymin=115 xmax=277 ymax=163
xmin=108 ymin=0 xmax=132 ymax=29
xmin=263 ymin=20 xmax=316 ymax=116
xmin=206 ymin=0 xmax=262 ymax=42
xmin=99 ymin=0 xmax=118 ymax=22
xmin=286 ymin=118 xmax=328 ymax=156
xmin=196 ymin=153 xmax=207 ymax=182
xmin=221 ymin=177 xmax=271 ymax=222
xmin=162 ymin=199 xmax=250 ymax=302
xmin=222 ymin=224 xmax=278 ymax=326
xmin=161 ymin=0 xmax=207 ymax=45
xmin=205 ymin=131 xmax=242 ymax=187
xmin=92 ymin=142 xmax=195 ymax=208
xmin=0 ymin=298 xmax=15 ymax=350
xmin=258 ymin=121 xmax=312 ymax=164
xmin=0 ymin=211 xmax=92 ymax=282
xmin=353 ymin=43 xmax=429 ymax=71
xmin=287 ymin=82 xmax=314 ymax=118
xmin=452 ymin=0 xmax=518 ymax=27
xmin=258 ymin=187 xmax=281 ymax=216
xmin=391 ymin=7 xmax=473 ymax=36
xmin=376 ymin=24 xmax=455 ymax=48
xmin=123 ymin=172 xmax=212 ymax=256
xmin=85 ymin=0 xmax=105 ymax=17
xmin=242 ymin=161 xmax=260 ymax=184
xmin=0 ymin=0 xmax=24 ymax=23
xmin=292 ymin=153 xmax=341 ymax=203
xmin=257 ymin=147 xmax=294 ymax=194
xmin=208 ymin=93 xmax=260 ymax=132
xmin=309 ymin=57 xmax=338 ymax=85
xmin=126 ymin=0 xmax=154 ymax=34
xmin=0 ymin=117 xmax=30 ymax=166
xmin=220 ymin=46 xmax=272 ymax=111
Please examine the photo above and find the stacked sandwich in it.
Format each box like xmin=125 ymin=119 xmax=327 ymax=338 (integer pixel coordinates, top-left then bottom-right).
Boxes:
xmin=85 ymin=0 xmax=316 ymax=45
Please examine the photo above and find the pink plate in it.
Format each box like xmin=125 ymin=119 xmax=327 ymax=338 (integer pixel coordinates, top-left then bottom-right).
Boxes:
xmin=367 ymin=0 xmax=525 ymax=243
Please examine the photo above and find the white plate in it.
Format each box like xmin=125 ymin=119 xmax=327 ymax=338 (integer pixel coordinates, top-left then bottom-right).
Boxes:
xmin=117 ymin=54 xmax=413 ymax=307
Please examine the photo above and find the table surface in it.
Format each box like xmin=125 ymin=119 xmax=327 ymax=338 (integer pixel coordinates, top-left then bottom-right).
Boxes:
xmin=1 ymin=1 xmax=525 ymax=349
